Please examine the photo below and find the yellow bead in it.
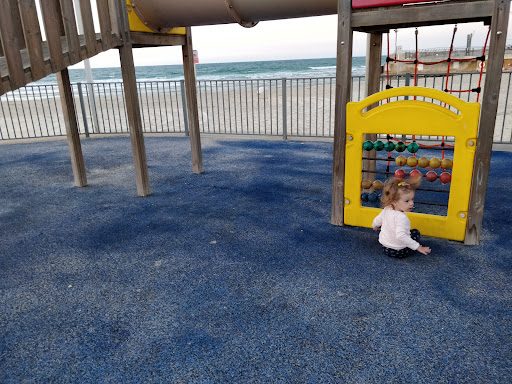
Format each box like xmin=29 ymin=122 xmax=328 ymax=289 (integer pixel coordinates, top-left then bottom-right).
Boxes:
xmin=395 ymin=155 xmax=407 ymax=166
xmin=441 ymin=158 xmax=453 ymax=169
xmin=361 ymin=179 xmax=372 ymax=189
xmin=417 ymin=157 xmax=430 ymax=168
xmin=407 ymin=156 xmax=418 ymax=167
xmin=372 ymin=180 xmax=383 ymax=190
xmin=429 ymin=157 xmax=441 ymax=168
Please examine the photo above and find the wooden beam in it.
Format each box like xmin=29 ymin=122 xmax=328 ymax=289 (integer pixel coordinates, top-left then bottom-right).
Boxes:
xmin=182 ymin=27 xmax=203 ymax=174
xmin=2 ymin=0 xmax=26 ymax=50
xmin=57 ymin=68 xmax=87 ymax=187
xmin=18 ymin=0 xmax=46 ymax=80
xmin=97 ymin=0 xmax=114 ymax=50
xmin=332 ymin=0 xmax=352 ymax=226
xmin=0 ymin=49 xmax=4 ymax=94
xmin=363 ymin=32 xmax=383 ymax=183
xmin=131 ymin=32 xmax=186 ymax=48
xmin=78 ymin=0 xmax=98 ymax=56
xmin=352 ymin=0 xmax=493 ymax=31
xmin=0 ymin=0 xmax=27 ymax=89
xmin=465 ymin=0 xmax=510 ymax=245
xmin=59 ymin=0 xmax=81 ymax=65
xmin=41 ymin=0 xmax=66 ymax=72
xmin=108 ymin=0 xmax=121 ymax=40
xmin=0 ymin=28 xmax=4 ymax=56
xmin=116 ymin=0 xmax=151 ymax=196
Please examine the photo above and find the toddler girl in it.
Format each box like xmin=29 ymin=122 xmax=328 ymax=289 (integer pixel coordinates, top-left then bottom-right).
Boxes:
xmin=372 ymin=176 xmax=431 ymax=258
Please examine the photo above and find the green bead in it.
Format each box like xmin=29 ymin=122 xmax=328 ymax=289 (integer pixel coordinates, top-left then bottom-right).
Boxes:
xmin=407 ymin=142 xmax=419 ymax=153
xmin=363 ymin=140 xmax=374 ymax=151
xmin=395 ymin=141 xmax=406 ymax=152
xmin=373 ymin=140 xmax=384 ymax=151
xmin=383 ymin=141 xmax=395 ymax=152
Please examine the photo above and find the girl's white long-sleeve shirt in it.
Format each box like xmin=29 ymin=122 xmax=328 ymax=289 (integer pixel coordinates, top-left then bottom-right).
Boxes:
xmin=372 ymin=207 xmax=420 ymax=250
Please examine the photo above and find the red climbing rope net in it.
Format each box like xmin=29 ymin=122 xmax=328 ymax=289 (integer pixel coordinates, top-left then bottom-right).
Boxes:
xmin=386 ymin=25 xmax=491 ymax=102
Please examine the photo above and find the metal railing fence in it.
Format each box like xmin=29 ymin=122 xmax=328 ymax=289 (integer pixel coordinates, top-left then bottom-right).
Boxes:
xmin=1 ymin=72 xmax=511 ymax=144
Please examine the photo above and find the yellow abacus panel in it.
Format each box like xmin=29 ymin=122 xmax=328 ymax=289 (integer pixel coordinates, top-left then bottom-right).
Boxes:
xmin=344 ymin=87 xmax=480 ymax=241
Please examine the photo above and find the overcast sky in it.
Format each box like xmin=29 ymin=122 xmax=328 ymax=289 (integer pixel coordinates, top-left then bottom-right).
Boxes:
xmin=75 ymin=13 xmax=512 ymax=68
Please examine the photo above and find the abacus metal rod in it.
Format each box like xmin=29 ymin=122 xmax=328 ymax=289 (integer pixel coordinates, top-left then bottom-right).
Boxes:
xmin=414 ymin=201 xmax=449 ymax=207
xmin=416 ymin=187 xmax=450 ymax=194
xmin=363 ymin=146 xmax=455 ymax=153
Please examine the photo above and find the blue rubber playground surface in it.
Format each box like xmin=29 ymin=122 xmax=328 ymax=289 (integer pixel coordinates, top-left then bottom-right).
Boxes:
xmin=1 ymin=136 xmax=511 ymax=383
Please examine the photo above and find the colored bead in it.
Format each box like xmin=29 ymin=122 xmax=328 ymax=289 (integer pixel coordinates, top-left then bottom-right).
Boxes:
xmin=384 ymin=141 xmax=395 ymax=151
xmin=361 ymin=179 xmax=372 ymax=189
xmin=441 ymin=158 xmax=453 ymax=169
xmin=373 ymin=140 xmax=384 ymax=151
xmin=395 ymin=169 xmax=406 ymax=179
xmin=395 ymin=141 xmax=406 ymax=152
xmin=372 ymin=180 xmax=383 ymax=190
xmin=395 ymin=155 xmax=407 ymax=166
xmin=407 ymin=156 xmax=418 ymax=167
xmin=417 ymin=157 xmax=430 ymax=168
xmin=426 ymin=171 xmax=438 ymax=182
xmin=439 ymin=172 xmax=452 ymax=184
xmin=407 ymin=142 xmax=419 ymax=153
xmin=429 ymin=157 xmax=441 ymax=168
xmin=363 ymin=140 xmax=374 ymax=151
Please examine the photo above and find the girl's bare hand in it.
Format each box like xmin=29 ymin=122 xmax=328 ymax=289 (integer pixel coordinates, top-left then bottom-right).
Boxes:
xmin=418 ymin=245 xmax=431 ymax=255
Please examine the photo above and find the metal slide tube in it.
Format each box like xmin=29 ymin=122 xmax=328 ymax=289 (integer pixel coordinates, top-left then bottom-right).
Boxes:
xmin=130 ymin=0 xmax=337 ymax=33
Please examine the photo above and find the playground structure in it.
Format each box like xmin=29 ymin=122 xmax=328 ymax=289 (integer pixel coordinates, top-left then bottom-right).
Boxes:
xmin=0 ymin=0 xmax=510 ymax=245
xmin=344 ymin=87 xmax=480 ymax=241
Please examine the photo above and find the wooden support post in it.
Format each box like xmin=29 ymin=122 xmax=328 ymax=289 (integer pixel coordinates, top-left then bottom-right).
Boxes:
xmin=56 ymin=68 xmax=87 ymax=187
xmin=331 ymin=0 xmax=353 ymax=226
xmin=465 ymin=0 xmax=510 ymax=245
xmin=363 ymin=32 xmax=383 ymax=182
xmin=182 ymin=27 xmax=203 ymax=174
xmin=119 ymin=43 xmax=151 ymax=196
xmin=116 ymin=0 xmax=151 ymax=196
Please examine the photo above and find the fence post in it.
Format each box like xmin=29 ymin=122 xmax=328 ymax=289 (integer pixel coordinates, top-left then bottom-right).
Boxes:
xmin=77 ymin=82 xmax=89 ymax=137
xmin=180 ymin=80 xmax=189 ymax=136
xmin=282 ymin=78 xmax=287 ymax=140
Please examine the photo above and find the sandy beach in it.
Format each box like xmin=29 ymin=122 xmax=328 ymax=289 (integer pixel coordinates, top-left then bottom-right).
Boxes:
xmin=1 ymin=73 xmax=511 ymax=143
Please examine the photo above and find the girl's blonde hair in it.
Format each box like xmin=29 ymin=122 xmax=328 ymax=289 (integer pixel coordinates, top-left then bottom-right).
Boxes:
xmin=381 ymin=175 xmax=422 ymax=208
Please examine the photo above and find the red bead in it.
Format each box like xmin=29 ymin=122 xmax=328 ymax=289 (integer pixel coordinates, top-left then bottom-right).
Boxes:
xmin=394 ymin=169 xmax=406 ymax=179
xmin=439 ymin=172 xmax=451 ymax=184
xmin=426 ymin=171 xmax=438 ymax=182
xmin=409 ymin=169 xmax=422 ymax=178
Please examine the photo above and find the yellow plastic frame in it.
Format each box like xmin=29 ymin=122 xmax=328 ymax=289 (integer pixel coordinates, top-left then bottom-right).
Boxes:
xmin=126 ymin=1 xmax=186 ymax=35
xmin=344 ymin=87 xmax=480 ymax=241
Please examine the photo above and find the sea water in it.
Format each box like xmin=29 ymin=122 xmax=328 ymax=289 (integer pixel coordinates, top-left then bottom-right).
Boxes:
xmin=34 ymin=57 xmax=370 ymax=85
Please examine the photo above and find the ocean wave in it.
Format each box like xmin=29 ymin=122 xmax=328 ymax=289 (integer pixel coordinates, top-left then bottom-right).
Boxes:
xmin=309 ymin=66 xmax=337 ymax=70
